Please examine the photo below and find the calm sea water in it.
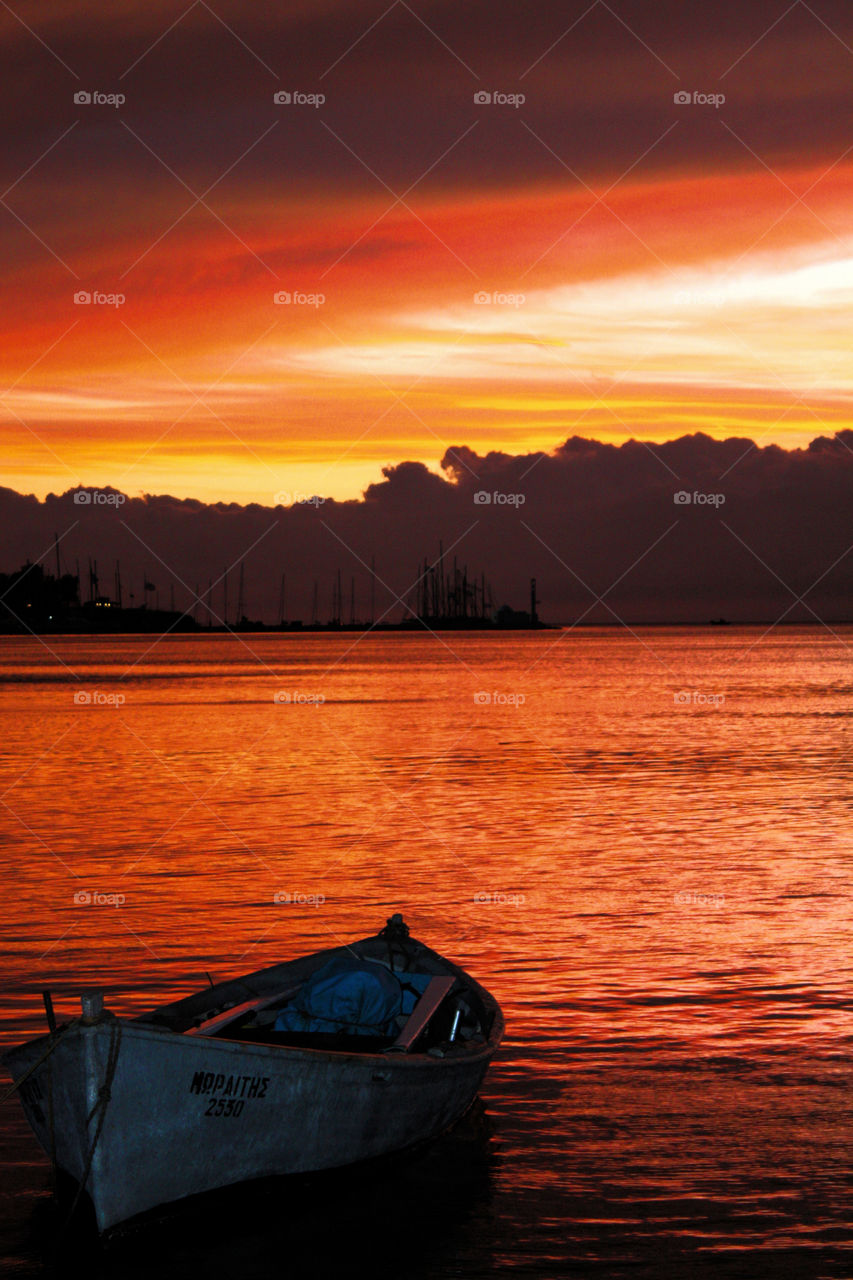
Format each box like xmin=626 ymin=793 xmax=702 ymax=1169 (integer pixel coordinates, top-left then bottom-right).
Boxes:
xmin=1 ymin=629 xmax=851 ymax=1277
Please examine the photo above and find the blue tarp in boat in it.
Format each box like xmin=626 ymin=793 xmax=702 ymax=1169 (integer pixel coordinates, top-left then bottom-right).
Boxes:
xmin=274 ymin=956 xmax=432 ymax=1037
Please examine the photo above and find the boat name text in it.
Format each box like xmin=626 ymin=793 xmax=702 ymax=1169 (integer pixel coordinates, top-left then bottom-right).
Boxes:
xmin=189 ymin=1071 xmax=269 ymax=1098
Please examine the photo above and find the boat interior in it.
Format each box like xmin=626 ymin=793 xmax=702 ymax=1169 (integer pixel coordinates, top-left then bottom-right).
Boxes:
xmin=140 ymin=919 xmax=498 ymax=1057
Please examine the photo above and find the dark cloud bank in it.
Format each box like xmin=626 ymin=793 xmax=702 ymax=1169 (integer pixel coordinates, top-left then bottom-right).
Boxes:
xmin=3 ymin=432 xmax=853 ymax=625
xmin=5 ymin=0 xmax=851 ymax=226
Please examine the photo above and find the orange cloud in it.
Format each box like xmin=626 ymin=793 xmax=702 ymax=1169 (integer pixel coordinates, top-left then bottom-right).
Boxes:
xmin=3 ymin=158 xmax=852 ymax=502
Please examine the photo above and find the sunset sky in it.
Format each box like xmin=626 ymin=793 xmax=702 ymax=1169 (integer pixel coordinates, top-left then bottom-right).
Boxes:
xmin=2 ymin=0 xmax=852 ymax=504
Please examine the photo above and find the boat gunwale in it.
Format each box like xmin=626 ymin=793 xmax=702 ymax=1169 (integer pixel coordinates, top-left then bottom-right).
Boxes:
xmin=4 ymin=1015 xmax=501 ymax=1074
xmin=3 ymin=933 xmax=504 ymax=1071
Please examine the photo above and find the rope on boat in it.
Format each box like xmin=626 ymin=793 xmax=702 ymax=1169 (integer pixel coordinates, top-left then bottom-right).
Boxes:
xmin=0 ymin=1019 xmax=79 ymax=1105
xmin=63 ymin=1016 xmax=122 ymax=1233
xmin=2 ymin=1013 xmax=123 ymax=1233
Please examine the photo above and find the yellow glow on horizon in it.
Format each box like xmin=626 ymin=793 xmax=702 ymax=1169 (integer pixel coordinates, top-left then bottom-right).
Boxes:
xmin=3 ymin=161 xmax=853 ymax=502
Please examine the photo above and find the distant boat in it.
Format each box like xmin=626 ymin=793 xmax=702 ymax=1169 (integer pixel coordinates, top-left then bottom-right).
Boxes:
xmin=709 ymin=617 xmax=730 ymax=625
xmin=3 ymin=915 xmax=503 ymax=1235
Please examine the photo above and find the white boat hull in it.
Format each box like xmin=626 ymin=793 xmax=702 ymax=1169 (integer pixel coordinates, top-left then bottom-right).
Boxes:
xmin=5 ymin=929 xmax=502 ymax=1233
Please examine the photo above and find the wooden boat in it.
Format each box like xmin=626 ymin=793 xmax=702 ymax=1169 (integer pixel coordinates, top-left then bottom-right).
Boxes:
xmin=3 ymin=915 xmax=503 ymax=1235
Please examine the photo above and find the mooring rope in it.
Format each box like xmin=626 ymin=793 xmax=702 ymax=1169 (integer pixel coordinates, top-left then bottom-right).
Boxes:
xmin=2 ymin=1014 xmax=123 ymax=1233
xmin=63 ymin=1016 xmax=123 ymax=1233
xmin=0 ymin=1019 xmax=79 ymax=1105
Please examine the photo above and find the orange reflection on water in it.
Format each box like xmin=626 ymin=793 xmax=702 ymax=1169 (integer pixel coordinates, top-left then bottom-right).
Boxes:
xmin=0 ymin=628 xmax=850 ymax=1067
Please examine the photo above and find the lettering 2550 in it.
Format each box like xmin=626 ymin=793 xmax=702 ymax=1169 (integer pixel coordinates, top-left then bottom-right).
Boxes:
xmin=189 ymin=1070 xmax=269 ymax=1118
